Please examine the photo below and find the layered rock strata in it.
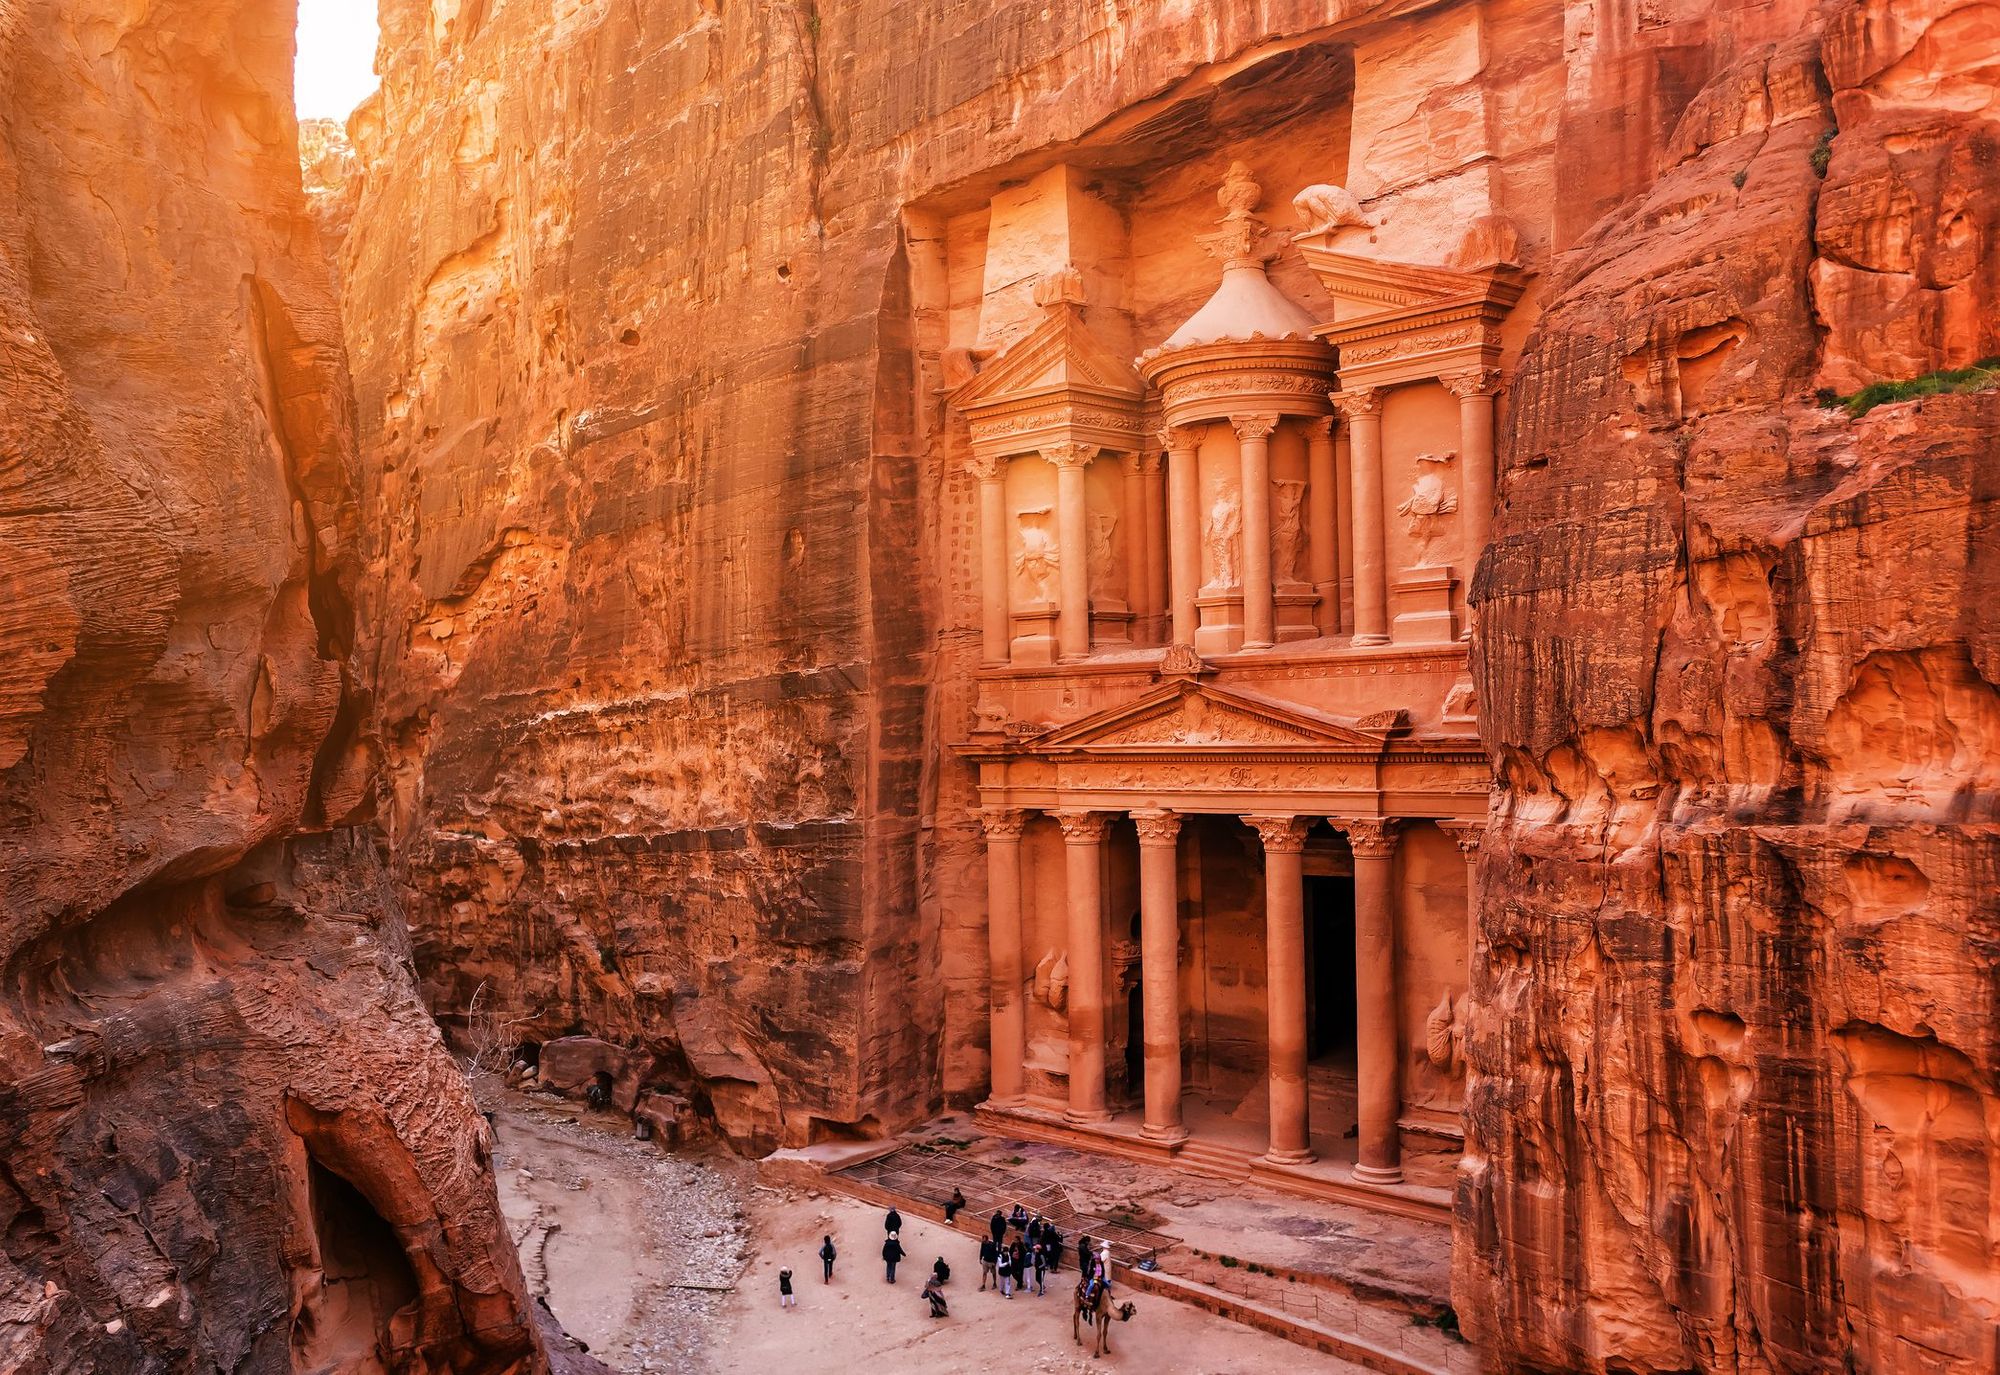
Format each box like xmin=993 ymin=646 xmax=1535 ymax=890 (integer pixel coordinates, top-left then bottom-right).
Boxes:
xmin=0 ymin=3 xmax=551 ymax=1370
xmin=1460 ymin=1 xmax=2000 ymax=1370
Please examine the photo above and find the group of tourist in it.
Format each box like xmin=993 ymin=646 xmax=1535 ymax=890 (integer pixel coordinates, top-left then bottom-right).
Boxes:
xmin=778 ymin=1193 xmax=1115 ymax=1326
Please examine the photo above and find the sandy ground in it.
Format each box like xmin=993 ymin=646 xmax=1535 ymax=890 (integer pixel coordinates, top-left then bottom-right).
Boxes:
xmin=485 ymin=1087 xmax=1368 ymax=1374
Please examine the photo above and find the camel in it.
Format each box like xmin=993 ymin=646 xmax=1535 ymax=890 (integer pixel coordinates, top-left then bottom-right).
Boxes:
xmin=1071 ymin=1275 xmax=1137 ymax=1359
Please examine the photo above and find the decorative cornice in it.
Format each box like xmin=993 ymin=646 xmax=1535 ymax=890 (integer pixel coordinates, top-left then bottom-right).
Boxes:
xmin=1244 ymin=815 xmax=1308 ymax=853
xmin=1130 ymin=808 xmax=1183 ymax=846
xmin=1339 ymin=816 xmax=1401 ymax=857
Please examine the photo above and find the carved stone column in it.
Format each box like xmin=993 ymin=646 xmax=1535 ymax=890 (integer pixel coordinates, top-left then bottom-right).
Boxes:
xmin=1131 ymin=809 xmax=1186 ymax=1142
xmin=1139 ymin=452 xmax=1167 ymax=644
xmin=1057 ymin=809 xmax=1112 ymax=1124
xmin=1443 ymin=368 xmax=1502 ymax=640
xmin=980 ymin=808 xmax=1029 ymax=1106
xmin=1335 ymin=389 xmax=1388 ymax=645
xmin=972 ymin=455 xmax=1010 ymax=665
xmin=1047 ymin=443 xmax=1096 ymax=659
xmin=1121 ymin=454 xmax=1147 ymax=640
xmin=1342 ymin=817 xmax=1402 ymax=1182
xmin=1304 ymin=416 xmax=1338 ymax=636
xmin=1438 ymin=819 xmax=1485 ymax=987
xmin=1248 ymin=815 xmax=1312 ymax=1163
xmin=1164 ymin=426 xmax=1202 ymax=647
xmin=1234 ymin=414 xmax=1278 ymax=649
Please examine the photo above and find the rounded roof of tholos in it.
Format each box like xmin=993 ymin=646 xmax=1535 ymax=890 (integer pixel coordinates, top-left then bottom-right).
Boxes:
xmin=1154 ymin=263 xmax=1320 ymax=354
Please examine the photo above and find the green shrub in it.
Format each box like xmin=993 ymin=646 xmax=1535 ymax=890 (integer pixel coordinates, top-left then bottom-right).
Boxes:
xmin=1832 ymin=358 xmax=2000 ymax=417
xmin=1731 ymin=168 xmax=1748 ymax=189
xmin=1810 ymin=129 xmax=1836 ymax=177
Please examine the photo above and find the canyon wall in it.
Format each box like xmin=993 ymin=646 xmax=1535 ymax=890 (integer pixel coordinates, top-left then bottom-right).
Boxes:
xmin=0 ymin=2 xmax=551 ymax=1370
xmin=1460 ymin=0 xmax=2000 ymax=1371
xmin=343 ymin=0 xmax=1465 ymax=1150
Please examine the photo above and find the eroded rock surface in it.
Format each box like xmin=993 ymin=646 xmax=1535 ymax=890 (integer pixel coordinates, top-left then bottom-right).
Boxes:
xmin=0 ymin=3 xmax=551 ymax=1370
xmin=1461 ymin=2 xmax=2000 ymax=1371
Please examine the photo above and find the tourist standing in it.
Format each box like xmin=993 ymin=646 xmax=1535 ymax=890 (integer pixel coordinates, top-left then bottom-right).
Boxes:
xmin=884 ymin=1205 xmax=903 ymax=1235
xmin=819 ymin=1234 xmax=837 ymax=1283
xmin=995 ymin=1243 xmax=1013 ymax=1298
xmin=978 ymin=1235 xmax=998 ymax=1291
xmin=1032 ymin=1240 xmax=1048 ymax=1296
xmin=778 ymin=1268 xmax=795 ymax=1310
xmin=883 ymin=1232 xmax=905 ymax=1284
xmin=1043 ymin=1225 xmax=1064 ymax=1273
xmin=988 ymin=1210 xmax=1007 ymax=1246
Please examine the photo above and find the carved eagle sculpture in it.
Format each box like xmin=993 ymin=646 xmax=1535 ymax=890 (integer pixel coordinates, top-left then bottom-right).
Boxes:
xmin=1292 ymin=183 xmax=1374 ymax=238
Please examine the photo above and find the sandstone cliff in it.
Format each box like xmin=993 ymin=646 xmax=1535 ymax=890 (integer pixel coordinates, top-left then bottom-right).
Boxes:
xmin=0 ymin=3 xmax=549 ymax=1370
xmin=1461 ymin=1 xmax=2000 ymax=1370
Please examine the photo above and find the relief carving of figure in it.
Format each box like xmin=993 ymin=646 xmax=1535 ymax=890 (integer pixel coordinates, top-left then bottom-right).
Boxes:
xmin=1088 ymin=510 xmax=1121 ymax=596
xmin=1014 ymin=507 xmax=1058 ymax=603
xmin=1271 ymin=478 xmax=1307 ymax=583
xmin=1034 ymin=949 xmax=1069 ymax=1012
xmin=1397 ymin=452 xmax=1459 ymax=566
xmin=1427 ymin=989 xmax=1467 ymax=1078
xmin=1292 ymin=183 xmax=1375 ymax=238
xmin=1203 ymin=488 xmax=1242 ymax=590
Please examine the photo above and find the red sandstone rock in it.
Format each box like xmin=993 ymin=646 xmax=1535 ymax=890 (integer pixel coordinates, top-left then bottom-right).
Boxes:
xmin=1460 ymin=3 xmax=2000 ymax=1371
xmin=0 ymin=4 xmax=559 ymax=1371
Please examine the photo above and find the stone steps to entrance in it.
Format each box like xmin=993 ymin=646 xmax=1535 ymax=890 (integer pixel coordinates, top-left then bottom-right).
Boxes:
xmin=779 ymin=1137 xmax=1473 ymax=1375
xmin=973 ymin=1102 xmax=1454 ymax=1226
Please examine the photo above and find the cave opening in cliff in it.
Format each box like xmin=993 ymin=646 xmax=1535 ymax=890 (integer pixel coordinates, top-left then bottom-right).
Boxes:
xmin=291 ymin=1157 xmax=420 ymax=1372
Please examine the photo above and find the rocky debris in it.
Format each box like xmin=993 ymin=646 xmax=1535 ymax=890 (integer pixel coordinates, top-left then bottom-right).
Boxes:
xmin=1460 ymin=2 xmax=2000 ymax=1372
xmin=0 ymin=3 xmax=551 ymax=1372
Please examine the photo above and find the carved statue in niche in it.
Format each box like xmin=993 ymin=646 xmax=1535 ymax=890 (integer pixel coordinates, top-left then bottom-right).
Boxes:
xmin=1014 ymin=507 xmax=1058 ymax=602
xmin=1271 ymin=478 xmax=1307 ymax=582
xmin=1033 ymin=263 xmax=1087 ymax=308
xmin=1088 ymin=510 xmax=1121 ymax=596
xmin=1203 ymin=488 xmax=1242 ymax=589
xmin=1034 ymin=949 xmax=1069 ymax=1012
xmin=1292 ymin=183 xmax=1375 ymax=238
xmin=1397 ymin=452 xmax=1459 ymax=566
xmin=1427 ymin=989 xmax=1467 ymax=1078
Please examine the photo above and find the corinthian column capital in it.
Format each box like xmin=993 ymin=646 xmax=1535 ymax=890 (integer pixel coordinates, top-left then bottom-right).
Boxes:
xmin=1435 ymin=819 xmax=1484 ymax=857
xmin=1158 ymin=423 xmax=1204 ymax=454
xmin=979 ymin=808 xmax=1028 ymax=842
xmin=1055 ymin=809 xmax=1110 ymax=843
xmin=1441 ymin=366 xmax=1504 ymax=400
xmin=1043 ymin=442 xmax=1097 ymax=470
xmin=1244 ymin=815 xmax=1308 ymax=853
xmin=1332 ymin=387 xmax=1382 ymax=421
xmin=1339 ymin=816 xmax=1401 ymax=858
xmin=1130 ymin=808 xmax=1182 ymax=847
xmin=1301 ymin=415 xmax=1335 ymax=443
xmin=1231 ymin=414 xmax=1279 ymax=443
xmin=967 ymin=453 xmax=1005 ymax=482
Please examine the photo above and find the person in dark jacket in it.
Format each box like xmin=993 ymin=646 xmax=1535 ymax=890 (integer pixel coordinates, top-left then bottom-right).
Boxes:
xmin=819 ymin=1234 xmax=837 ymax=1283
xmin=884 ymin=1206 xmax=903 ymax=1235
xmin=1031 ymin=1240 xmax=1048 ymax=1296
xmin=943 ymin=1188 xmax=966 ymax=1223
xmin=778 ymin=1268 xmax=795 ymax=1310
xmin=1025 ymin=1215 xmax=1043 ymax=1249
xmin=1043 ymin=1226 xmax=1064 ymax=1273
xmin=931 ymin=1256 xmax=950 ymax=1286
xmin=995 ymin=1244 xmax=1013 ymax=1298
xmin=882 ymin=1233 xmax=905 ymax=1283
xmin=988 ymin=1210 xmax=1007 ymax=1245
xmin=978 ymin=1236 xmax=999 ymax=1291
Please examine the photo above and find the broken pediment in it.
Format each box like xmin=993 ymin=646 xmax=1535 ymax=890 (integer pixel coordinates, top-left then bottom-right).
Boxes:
xmin=953 ymin=301 xmax=1148 ymax=457
xmin=1031 ymin=681 xmax=1392 ymax=751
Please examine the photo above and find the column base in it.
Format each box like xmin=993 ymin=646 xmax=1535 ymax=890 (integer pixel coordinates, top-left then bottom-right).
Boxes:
xmin=980 ymin=1094 xmax=1028 ymax=1112
xmin=1140 ymin=1123 xmax=1190 ymax=1145
xmin=1351 ymin=1161 xmax=1405 ymax=1186
xmin=1259 ymin=1148 xmax=1316 ymax=1167
xmin=1352 ymin=632 xmax=1390 ymax=647
xmin=1063 ymin=1108 xmax=1114 ymax=1127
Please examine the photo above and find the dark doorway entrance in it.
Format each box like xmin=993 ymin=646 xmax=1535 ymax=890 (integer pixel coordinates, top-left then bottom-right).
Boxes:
xmin=1305 ymin=876 xmax=1356 ymax=1062
xmin=1125 ymin=983 xmax=1144 ymax=1098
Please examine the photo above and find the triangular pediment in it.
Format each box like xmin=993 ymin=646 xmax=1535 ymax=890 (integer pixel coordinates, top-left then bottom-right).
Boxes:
xmin=1294 ymin=247 xmax=1527 ymax=327
xmin=1031 ymin=681 xmax=1392 ymax=751
xmin=951 ymin=303 xmax=1145 ymax=412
